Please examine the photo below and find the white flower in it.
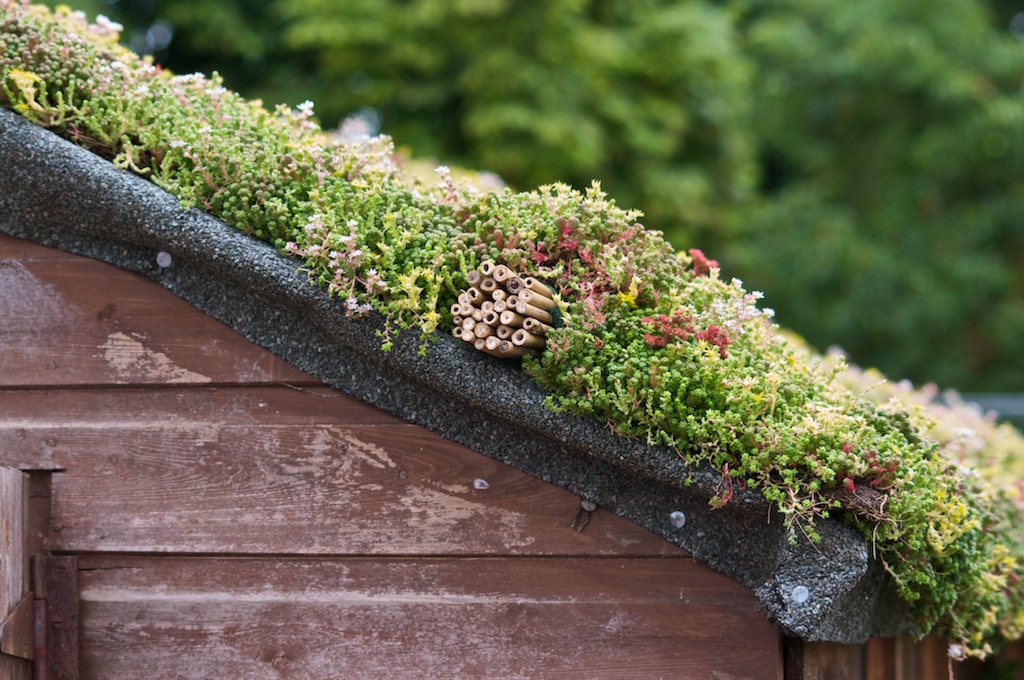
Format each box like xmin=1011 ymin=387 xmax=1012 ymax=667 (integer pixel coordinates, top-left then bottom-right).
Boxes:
xmin=947 ymin=643 xmax=964 ymax=659
xmin=172 ymin=73 xmax=205 ymax=85
xmin=94 ymin=15 xmax=124 ymax=33
xmin=435 ymin=165 xmax=450 ymax=174
xmin=297 ymin=100 xmax=315 ymax=117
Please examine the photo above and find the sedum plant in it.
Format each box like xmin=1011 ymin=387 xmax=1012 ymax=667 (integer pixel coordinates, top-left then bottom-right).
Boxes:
xmin=2 ymin=2 xmax=1023 ymax=658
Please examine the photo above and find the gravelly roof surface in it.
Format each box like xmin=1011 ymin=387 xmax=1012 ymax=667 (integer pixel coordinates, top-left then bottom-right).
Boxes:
xmin=0 ymin=106 xmax=908 ymax=641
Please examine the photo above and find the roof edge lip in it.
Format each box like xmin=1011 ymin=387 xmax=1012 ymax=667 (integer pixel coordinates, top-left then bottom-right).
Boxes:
xmin=0 ymin=106 xmax=908 ymax=641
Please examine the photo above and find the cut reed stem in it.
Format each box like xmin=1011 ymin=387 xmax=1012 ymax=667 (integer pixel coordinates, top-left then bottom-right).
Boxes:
xmin=511 ymin=329 xmax=546 ymax=349
xmin=518 ymin=289 xmax=557 ymax=310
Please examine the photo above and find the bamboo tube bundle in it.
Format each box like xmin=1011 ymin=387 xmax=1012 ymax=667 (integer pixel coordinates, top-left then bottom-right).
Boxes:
xmin=454 ymin=261 xmax=559 ymax=359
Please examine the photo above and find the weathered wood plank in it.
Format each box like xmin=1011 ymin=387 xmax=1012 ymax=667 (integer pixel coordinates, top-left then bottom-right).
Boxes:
xmin=0 ymin=386 xmax=403 ymax=472
xmin=45 ymin=421 xmax=684 ymax=556
xmin=0 ymin=386 xmax=684 ymax=556
xmin=78 ymin=554 xmax=780 ymax=680
xmin=0 ymin=467 xmax=31 ymax=680
xmin=0 ymin=233 xmax=313 ymax=386
xmin=804 ymin=642 xmax=864 ymax=679
xmin=864 ymin=636 xmax=897 ymax=680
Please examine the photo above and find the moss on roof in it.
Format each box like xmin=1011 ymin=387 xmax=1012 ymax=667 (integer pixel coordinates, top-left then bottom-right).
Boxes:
xmin=2 ymin=2 xmax=1023 ymax=657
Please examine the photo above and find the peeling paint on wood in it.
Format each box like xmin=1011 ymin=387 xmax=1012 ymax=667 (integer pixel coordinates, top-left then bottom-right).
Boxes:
xmin=97 ymin=331 xmax=213 ymax=384
xmin=0 ymin=234 xmax=783 ymax=678
xmin=40 ymin=420 xmax=680 ymax=556
xmin=0 ymin=233 xmax=312 ymax=385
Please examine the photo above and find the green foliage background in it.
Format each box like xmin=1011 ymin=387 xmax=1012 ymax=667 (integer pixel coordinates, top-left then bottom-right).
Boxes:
xmin=60 ymin=0 xmax=1024 ymax=393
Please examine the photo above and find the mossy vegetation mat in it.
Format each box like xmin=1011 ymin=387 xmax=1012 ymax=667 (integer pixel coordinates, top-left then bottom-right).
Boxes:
xmin=2 ymin=2 xmax=1023 ymax=658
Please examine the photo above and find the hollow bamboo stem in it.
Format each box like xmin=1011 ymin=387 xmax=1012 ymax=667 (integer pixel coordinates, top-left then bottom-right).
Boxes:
xmin=496 ymin=324 xmax=513 ymax=340
xmin=499 ymin=340 xmax=538 ymax=358
xmin=518 ymin=289 xmax=557 ymax=310
xmin=493 ymin=264 xmax=513 ymax=282
xmin=499 ymin=310 xmax=526 ymax=326
xmin=523 ymin=277 xmax=555 ymax=298
xmin=513 ymin=301 xmax=553 ymax=324
xmin=522 ymin=317 xmax=553 ymax=335
xmin=511 ymin=329 xmax=546 ymax=349
xmin=466 ymin=270 xmax=482 ymax=286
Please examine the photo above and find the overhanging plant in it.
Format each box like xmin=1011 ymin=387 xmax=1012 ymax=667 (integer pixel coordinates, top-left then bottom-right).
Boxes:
xmin=2 ymin=2 xmax=1023 ymax=658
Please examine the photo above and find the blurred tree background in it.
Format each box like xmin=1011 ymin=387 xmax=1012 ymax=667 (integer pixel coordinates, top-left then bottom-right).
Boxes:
xmin=50 ymin=0 xmax=1024 ymax=393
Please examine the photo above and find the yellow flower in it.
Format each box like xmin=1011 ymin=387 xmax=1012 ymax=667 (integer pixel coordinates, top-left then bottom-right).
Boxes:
xmin=7 ymin=69 xmax=44 ymax=112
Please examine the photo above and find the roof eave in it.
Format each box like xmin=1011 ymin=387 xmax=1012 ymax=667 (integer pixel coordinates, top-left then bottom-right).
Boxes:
xmin=0 ymin=106 xmax=908 ymax=642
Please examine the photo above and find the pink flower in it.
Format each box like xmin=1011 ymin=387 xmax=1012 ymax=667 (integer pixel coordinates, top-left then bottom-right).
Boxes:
xmin=688 ymin=248 xmax=719 ymax=277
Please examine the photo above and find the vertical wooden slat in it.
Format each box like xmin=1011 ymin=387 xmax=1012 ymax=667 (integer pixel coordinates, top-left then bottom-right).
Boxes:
xmin=788 ymin=639 xmax=865 ymax=680
xmin=0 ymin=466 xmax=31 ymax=680
xmin=914 ymin=636 xmax=955 ymax=679
xmin=865 ymin=636 xmax=897 ymax=680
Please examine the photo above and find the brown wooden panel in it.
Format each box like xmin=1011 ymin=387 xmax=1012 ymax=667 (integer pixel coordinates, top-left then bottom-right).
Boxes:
xmin=0 ymin=467 xmax=30 ymax=680
xmin=0 ymin=386 xmax=684 ymax=556
xmin=78 ymin=554 xmax=779 ymax=679
xmin=0 ymin=386 xmax=402 ymax=472
xmin=864 ymin=636 xmax=896 ymax=680
xmin=797 ymin=641 xmax=863 ymax=680
xmin=0 ymin=233 xmax=313 ymax=386
xmin=46 ymin=421 xmax=684 ymax=556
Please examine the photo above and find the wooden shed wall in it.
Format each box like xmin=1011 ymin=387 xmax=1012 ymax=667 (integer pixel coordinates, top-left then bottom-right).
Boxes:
xmin=0 ymin=233 xmax=783 ymax=678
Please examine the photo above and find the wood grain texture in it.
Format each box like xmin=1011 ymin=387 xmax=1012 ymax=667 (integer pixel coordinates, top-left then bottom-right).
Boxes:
xmin=864 ymin=636 xmax=897 ymax=680
xmin=78 ymin=554 xmax=780 ymax=680
xmin=0 ymin=387 xmax=684 ymax=557
xmin=0 ymin=467 xmax=31 ymax=680
xmin=796 ymin=642 xmax=864 ymax=680
xmin=0 ymin=233 xmax=313 ymax=386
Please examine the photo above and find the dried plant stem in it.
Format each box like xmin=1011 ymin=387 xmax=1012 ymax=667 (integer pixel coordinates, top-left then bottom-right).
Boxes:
xmin=455 ymin=260 xmax=557 ymax=358
xmin=512 ymin=329 xmax=546 ymax=349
